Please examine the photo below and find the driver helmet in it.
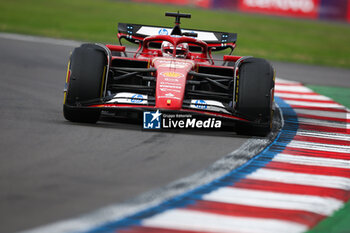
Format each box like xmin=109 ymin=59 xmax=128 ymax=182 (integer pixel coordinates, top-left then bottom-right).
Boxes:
xmin=161 ymin=41 xmax=189 ymax=58
xmin=161 ymin=41 xmax=174 ymax=57
xmin=175 ymin=43 xmax=189 ymax=58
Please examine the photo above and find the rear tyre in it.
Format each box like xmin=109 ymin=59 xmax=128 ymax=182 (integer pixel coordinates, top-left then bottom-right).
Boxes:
xmin=235 ymin=58 xmax=275 ymax=136
xmin=63 ymin=43 xmax=108 ymax=123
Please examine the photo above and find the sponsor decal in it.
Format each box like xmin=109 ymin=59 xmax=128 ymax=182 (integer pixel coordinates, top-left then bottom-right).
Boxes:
xmin=161 ymin=72 xmax=184 ymax=78
xmin=190 ymin=99 xmax=230 ymax=114
xmin=160 ymin=81 xmax=182 ymax=85
xmin=131 ymin=94 xmax=144 ymax=103
xmin=160 ymin=88 xmax=181 ymax=93
xmin=194 ymin=99 xmax=208 ymax=109
xmin=158 ymin=28 xmax=169 ymax=35
xmin=153 ymin=58 xmax=195 ymax=69
xmin=107 ymin=92 xmax=148 ymax=104
xmin=159 ymin=82 xmax=182 ymax=89
xmin=164 ymin=77 xmax=180 ymax=82
xmin=143 ymin=111 xmax=222 ymax=129
xmin=348 ymin=1 xmax=350 ymax=23
xmin=239 ymin=0 xmax=319 ymax=18
xmin=157 ymin=95 xmax=181 ymax=100
xmin=243 ymin=0 xmax=316 ymax=12
xmin=136 ymin=26 xmax=218 ymax=41
xmin=158 ymin=63 xmax=187 ymax=68
xmin=160 ymin=84 xmax=182 ymax=89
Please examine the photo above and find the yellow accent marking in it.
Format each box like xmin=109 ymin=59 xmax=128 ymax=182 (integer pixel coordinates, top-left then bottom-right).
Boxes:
xmin=100 ymin=66 xmax=107 ymax=98
xmin=63 ymin=61 xmax=70 ymax=104
xmin=162 ymin=72 xmax=183 ymax=78
xmin=167 ymin=99 xmax=171 ymax=105
xmin=235 ymin=75 xmax=240 ymax=102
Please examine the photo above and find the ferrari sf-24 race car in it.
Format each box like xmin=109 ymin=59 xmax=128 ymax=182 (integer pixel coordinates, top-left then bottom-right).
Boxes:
xmin=63 ymin=12 xmax=275 ymax=136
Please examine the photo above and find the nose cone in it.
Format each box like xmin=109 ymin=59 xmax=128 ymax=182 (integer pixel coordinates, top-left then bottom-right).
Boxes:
xmin=156 ymin=71 xmax=186 ymax=110
xmin=153 ymin=58 xmax=194 ymax=110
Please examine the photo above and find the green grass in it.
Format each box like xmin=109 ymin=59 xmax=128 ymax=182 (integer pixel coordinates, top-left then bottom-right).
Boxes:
xmin=307 ymin=85 xmax=350 ymax=109
xmin=1 ymin=0 xmax=350 ymax=68
xmin=304 ymin=85 xmax=350 ymax=233
xmin=306 ymin=201 xmax=350 ymax=233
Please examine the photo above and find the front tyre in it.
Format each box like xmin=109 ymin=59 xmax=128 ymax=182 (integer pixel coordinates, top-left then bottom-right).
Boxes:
xmin=235 ymin=58 xmax=275 ymax=136
xmin=63 ymin=43 xmax=109 ymax=123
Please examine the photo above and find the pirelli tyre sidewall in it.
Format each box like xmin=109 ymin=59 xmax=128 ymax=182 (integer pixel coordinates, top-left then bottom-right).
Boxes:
xmin=235 ymin=58 xmax=275 ymax=136
xmin=63 ymin=43 xmax=108 ymax=123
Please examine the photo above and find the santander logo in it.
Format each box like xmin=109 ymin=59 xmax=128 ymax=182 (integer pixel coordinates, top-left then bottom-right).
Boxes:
xmin=243 ymin=0 xmax=316 ymax=13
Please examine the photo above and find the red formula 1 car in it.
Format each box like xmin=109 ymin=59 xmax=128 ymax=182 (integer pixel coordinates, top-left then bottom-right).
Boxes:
xmin=63 ymin=12 xmax=275 ymax=135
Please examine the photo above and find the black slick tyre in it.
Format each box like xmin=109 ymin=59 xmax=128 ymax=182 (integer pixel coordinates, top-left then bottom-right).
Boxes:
xmin=63 ymin=43 xmax=108 ymax=123
xmin=235 ymin=58 xmax=275 ymax=136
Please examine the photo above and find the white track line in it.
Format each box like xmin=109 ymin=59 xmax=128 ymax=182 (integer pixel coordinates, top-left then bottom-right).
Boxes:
xmin=296 ymin=131 xmax=350 ymax=141
xmin=276 ymin=93 xmax=331 ymax=100
xmin=284 ymin=100 xmax=343 ymax=108
xmin=275 ymin=78 xmax=300 ymax=85
xmin=294 ymin=109 xmax=349 ymax=119
xmin=143 ymin=209 xmax=308 ymax=233
xmin=275 ymin=86 xmax=314 ymax=93
xmin=273 ymin=153 xmax=350 ymax=169
xmin=0 ymin=32 xmax=82 ymax=47
xmin=247 ymin=168 xmax=350 ymax=190
xmin=202 ymin=187 xmax=342 ymax=216
xmin=287 ymin=141 xmax=350 ymax=153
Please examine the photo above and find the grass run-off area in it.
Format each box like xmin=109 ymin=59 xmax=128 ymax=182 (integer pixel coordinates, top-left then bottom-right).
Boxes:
xmin=305 ymin=199 xmax=350 ymax=233
xmin=305 ymin=85 xmax=350 ymax=233
xmin=1 ymin=0 xmax=350 ymax=68
xmin=307 ymin=85 xmax=350 ymax=109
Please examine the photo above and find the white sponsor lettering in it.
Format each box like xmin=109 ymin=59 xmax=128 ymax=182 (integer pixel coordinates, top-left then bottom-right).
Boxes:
xmin=164 ymin=78 xmax=180 ymax=82
xmin=243 ymin=0 xmax=315 ymax=13
xmin=157 ymin=96 xmax=181 ymax=100
xmin=190 ymin=99 xmax=231 ymax=114
xmin=137 ymin=27 xmax=218 ymax=41
xmin=107 ymin=92 xmax=148 ymax=104
xmin=160 ymin=85 xmax=182 ymax=89
xmin=159 ymin=63 xmax=187 ymax=68
xmin=160 ymin=88 xmax=181 ymax=93
xmin=160 ymin=81 xmax=182 ymax=86
xmin=162 ymin=118 xmax=222 ymax=128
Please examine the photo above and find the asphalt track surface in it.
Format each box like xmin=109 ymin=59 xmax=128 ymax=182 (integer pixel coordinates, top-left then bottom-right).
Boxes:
xmin=0 ymin=34 xmax=349 ymax=233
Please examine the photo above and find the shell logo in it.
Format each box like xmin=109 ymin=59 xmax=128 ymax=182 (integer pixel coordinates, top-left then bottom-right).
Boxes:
xmin=161 ymin=72 xmax=184 ymax=78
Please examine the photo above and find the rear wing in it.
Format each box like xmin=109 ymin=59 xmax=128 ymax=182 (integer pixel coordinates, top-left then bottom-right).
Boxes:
xmin=117 ymin=23 xmax=237 ymax=52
